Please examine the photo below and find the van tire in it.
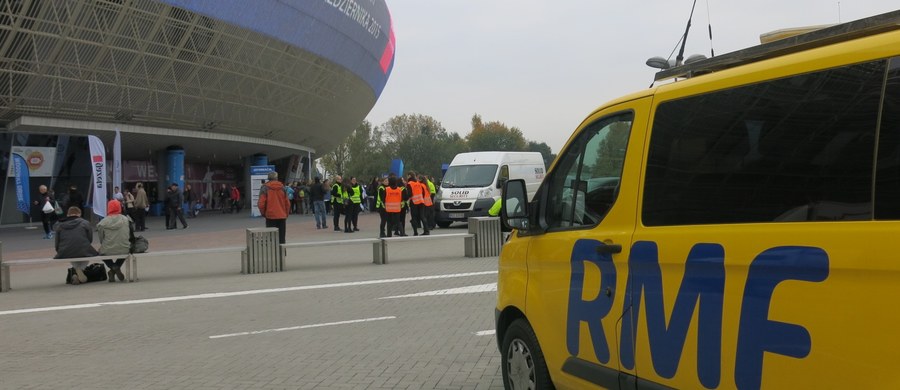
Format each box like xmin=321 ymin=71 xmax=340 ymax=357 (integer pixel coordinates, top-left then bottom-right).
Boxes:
xmin=436 ymin=221 xmax=452 ymax=228
xmin=501 ymin=319 xmax=554 ymax=390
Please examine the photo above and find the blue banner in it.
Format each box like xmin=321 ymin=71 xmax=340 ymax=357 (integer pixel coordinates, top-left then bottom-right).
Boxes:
xmin=12 ymin=154 xmax=30 ymax=215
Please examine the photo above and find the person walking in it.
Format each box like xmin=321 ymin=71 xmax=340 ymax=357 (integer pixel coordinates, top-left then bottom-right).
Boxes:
xmin=54 ymin=206 xmax=98 ymax=285
xmin=420 ymin=174 xmax=436 ymax=231
xmin=344 ymin=177 xmax=362 ymax=232
xmin=97 ymin=199 xmax=132 ymax=282
xmin=258 ymin=171 xmax=291 ymax=244
xmin=65 ymin=185 xmax=84 ymax=216
xmin=323 ymin=179 xmax=332 ymax=215
xmin=217 ymin=183 xmax=229 ymax=212
xmin=396 ymin=177 xmax=408 ymax=236
xmin=310 ymin=177 xmax=327 ymax=229
xmin=166 ymin=183 xmax=188 ymax=229
xmin=33 ymin=184 xmax=57 ymax=239
xmin=331 ymin=176 xmax=344 ymax=232
xmin=133 ymin=182 xmax=149 ymax=231
xmin=124 ymin=186 xmax=136 ymax=218
xmin=184 ymin=183 xmax=198 ymax=218
xmin=229 ymin=184 xmax=241 ymax=214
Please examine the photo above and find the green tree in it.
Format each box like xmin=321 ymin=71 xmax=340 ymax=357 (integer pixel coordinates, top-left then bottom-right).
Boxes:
xmin=527 ymin=141 xmax=556 ymax=168
xmin=465 ymin=114 xmax=528 ymax=152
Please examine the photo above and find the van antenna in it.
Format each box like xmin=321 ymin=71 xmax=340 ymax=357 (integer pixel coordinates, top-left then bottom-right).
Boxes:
xmin=675 ymin=0 xmax=699 ymax=66
xmin=706 ymin=0 xmax=715 ymax=57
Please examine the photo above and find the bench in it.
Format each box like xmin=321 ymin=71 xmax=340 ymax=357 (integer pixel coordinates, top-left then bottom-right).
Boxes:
xmin=380 ymin=233 xmax=475 ymax=264
xmin=0 ymin=254 xmax=135 ymax=292
xmin=130 ymin=246 xmax=245 ymax=282
xmin=281 ymin=238 xmax=383 ymax=264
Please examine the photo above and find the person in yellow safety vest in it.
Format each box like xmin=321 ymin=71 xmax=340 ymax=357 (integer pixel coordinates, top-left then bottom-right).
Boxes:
xmin=384 ymin=176 xmax=404 ymax=237
xmin=406 ymin=173 xmax=430 ymax=236
xmin=330 ymin=175 xmax=344 ymax=232
xmin=426 ymin=176 xmax=437 ymax=229
xmin=344 ymin=176 xmax=362 ymax=233
xmin=376 ymin=177 xmax=389 ymax=237
xmin=489 ymin=197 xmax=502 ymax=217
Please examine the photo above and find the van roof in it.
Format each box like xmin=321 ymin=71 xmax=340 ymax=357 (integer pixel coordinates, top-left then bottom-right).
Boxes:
xmin=450 ymin=151 xmax=544 ymax=166
xmin=654 ymin=10 xmax=900 ymax=82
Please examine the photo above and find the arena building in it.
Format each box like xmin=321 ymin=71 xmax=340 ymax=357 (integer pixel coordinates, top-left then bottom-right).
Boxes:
xmin=0 ymin=0 xmax=395 ymax=224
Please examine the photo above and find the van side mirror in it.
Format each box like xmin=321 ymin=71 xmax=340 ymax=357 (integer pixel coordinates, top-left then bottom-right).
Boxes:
xmin=502 ymin=179 xmax=528 ymax=230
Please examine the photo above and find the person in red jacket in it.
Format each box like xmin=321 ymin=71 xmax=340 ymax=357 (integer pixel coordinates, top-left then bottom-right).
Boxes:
xmin=257 ymin=171 xmax=291 ymax=244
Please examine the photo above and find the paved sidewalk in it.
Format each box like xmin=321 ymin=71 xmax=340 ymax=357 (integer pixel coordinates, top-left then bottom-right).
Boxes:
xmin=0 ymin=210 xmax=505 ymax=389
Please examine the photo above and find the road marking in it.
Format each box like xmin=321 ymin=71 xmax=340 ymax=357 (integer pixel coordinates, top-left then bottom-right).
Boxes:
xmin=474 ymin=330 xmax=496 ymax=336
xmin=209 ymin=316 xmax=397 ymax=339
xmin=0 ymin=271 xmax=497 ymax=317
xmin=379 ymin=283 xmax=497 ymax=299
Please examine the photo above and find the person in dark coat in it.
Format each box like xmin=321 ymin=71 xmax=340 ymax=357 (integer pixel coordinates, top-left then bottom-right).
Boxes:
xmin=65 ymin=185 xmax=84 ymax=216
xmin=54 ymin=206 xmax=98 ymax=285
xmin=166 ymin=183 xmax=188 ymax=229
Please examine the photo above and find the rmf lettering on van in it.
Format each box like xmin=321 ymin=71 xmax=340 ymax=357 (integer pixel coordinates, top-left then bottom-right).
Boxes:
xmin=494 ymin=11 xmax=900 ymax=390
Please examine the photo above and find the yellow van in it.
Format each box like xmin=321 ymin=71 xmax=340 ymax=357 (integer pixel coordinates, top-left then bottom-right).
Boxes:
xmin=496 ymin=11 xmax=900 ymax=390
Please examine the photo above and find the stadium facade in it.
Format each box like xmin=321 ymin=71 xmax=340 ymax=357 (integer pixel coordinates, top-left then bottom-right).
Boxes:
xmin=0 ymin=0 xmax=395 ymax=224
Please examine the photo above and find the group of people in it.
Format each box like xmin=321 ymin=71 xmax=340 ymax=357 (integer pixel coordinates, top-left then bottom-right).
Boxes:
xmin=33 ymin=183 xmax=150 ymax=239
xmin=54 ymin=199 xmax=136 ymax=285
xmin=327 ymin=172 xmax=437 ymax=237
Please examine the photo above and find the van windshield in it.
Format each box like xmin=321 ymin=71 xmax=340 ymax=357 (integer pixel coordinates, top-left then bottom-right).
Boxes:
xmin=441 ymin=165 xmax=498 ymax=188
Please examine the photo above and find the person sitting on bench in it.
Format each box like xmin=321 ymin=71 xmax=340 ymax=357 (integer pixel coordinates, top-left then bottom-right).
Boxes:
xmin=54 ymin=206 xmax=98 ymax=285
xmin=97 ymin=199 xmax=133 ymax=282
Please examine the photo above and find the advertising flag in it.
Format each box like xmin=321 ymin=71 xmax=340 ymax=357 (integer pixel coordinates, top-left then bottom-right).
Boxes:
xmin=88 ymin=135 xmax=107 ymax=217
xmin=113 ymin=129 xmax=122 ymax=193
xmin=11 ymin=153 xmax=30 ymax=215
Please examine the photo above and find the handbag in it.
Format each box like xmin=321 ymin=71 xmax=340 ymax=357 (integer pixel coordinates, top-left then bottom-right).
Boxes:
xmin=53 ymin=201 xmax=63 ymax=216
xmin=42 ymin=201 xmax=54 ymax=214
xmin=130 ymin=235 xmax=149 ymax=253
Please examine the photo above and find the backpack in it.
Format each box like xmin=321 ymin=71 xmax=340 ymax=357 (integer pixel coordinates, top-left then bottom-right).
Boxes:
xmin=286 ymin=186 xmax=295 ymax=200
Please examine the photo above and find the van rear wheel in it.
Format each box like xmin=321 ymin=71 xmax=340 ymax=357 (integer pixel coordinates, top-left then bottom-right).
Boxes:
xmin=501 ymin=319 xmax=554 ymax=390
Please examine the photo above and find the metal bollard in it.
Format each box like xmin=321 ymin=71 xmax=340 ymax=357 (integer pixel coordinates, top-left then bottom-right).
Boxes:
xmin=243 ymin=228 xmax=283 ymax=274
xmin=468 ymin=217 xmax=503 ymax=257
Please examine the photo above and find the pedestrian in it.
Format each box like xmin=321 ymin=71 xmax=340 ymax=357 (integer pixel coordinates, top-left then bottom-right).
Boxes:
xmin=184 ymin=183 xmax=199 ymax=218
xmin=323 ymin=179 xmax=332 ymax=215
xmin=426 ymin=175 xmax=438 ymax=229
xmin=133 ymin=182 xmax=149 ymax=231
xmin=230 ymin=184 xmax=241 ymax=214
xmin=420 ymin=174 xmax=436 ymax=231
xmin=65 ymin=185 xmax=84 ymax=215
xmin=376 ymin=177 xmax=388 ymax=237
xmin=285 ymin=182 xmax=296 ymax=214
xmin=406 ymin=173 xmax=430 ymax=236
xmin=54 ymin=206 xmax=98 ymax=285
xmin=124 ymin=185 xmax=136 ymax=219
xmin=385 ymin=176 xmax=405 ymax=237
xmin=218 ymin=183 xmax=229 ymax=212
xmin=331 ymin=176 xmax=344 ymax=232
xmin=310 ymin=176 xmax=327 ymax=229
xmin=166 ymin=183 xmax=188 ymax=229
xmin=97 ymin=199 xmax=132 ymax=282
xmin=258 ymin=171 xmax=291 ymax=244
xmin=396 ymin=177 xmax=408 ymax=236
xmin=33 ymin=184 xmax=58 ymax=239
xmin=344 ymin=176 xmax=362 ymax=232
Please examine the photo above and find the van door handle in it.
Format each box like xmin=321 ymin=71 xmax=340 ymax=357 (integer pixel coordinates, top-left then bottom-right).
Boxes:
xmin=596 ymin=243 xmax=622 ymax=255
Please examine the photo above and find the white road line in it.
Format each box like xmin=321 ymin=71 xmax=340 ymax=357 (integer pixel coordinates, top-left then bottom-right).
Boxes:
xmin=0 ymin=271 xmax=497 ymax=317
xmin=474 ymin=330 xmax=496 ymax=336
xmin=209 ymin=316 xmax=397 ymax=339
xmin=379 ymin=283 xmax=497 ymax=299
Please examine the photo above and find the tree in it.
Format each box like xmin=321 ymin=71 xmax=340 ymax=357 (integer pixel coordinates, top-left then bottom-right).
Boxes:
xmin=388 ymin=114 xmax=466 ymax=177
xmin=527 ymin=141 xmax=556 ymax=168
xmin=321 ymin=120 xmax=386 ymax=179
xmin=465 ymin=114 xmax=527 ymax=152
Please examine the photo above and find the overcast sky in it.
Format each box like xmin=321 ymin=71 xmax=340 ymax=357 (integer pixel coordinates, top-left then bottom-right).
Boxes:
xmin=365 ymin=1 xmax=897 ymax=153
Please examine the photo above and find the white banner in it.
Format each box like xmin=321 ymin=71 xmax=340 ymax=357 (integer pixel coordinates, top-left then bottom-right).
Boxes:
xmin=113 ymin=129 xmax=122 ymax=193
xmin=88 ymin=135 xmax=107 ymax=217
xmin=7 ymin=147 xmax=57 ymax=177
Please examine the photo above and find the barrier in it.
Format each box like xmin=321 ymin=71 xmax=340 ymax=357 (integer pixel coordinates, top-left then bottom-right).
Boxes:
xmin=468 ymin=217 xmax=503 ymax=257
xmin=243 ymin=228 xmax=283 ymax=274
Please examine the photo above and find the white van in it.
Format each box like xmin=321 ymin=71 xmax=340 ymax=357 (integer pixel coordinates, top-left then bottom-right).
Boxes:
xmin=435 ymin=151 xmax=545 ymax=227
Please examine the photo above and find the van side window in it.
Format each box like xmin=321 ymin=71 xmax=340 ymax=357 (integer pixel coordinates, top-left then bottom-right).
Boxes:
xmin=875 ymin=57 xmax=900 ymax=219
xmin=643 ymin=60 xmax=886 ymax=226
xmin=545 ymin=113 xmax=633 ymax=229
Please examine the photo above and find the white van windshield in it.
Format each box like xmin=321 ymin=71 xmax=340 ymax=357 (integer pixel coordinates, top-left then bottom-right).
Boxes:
xmin=442 ymin=165 xmax=498 ymax=188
